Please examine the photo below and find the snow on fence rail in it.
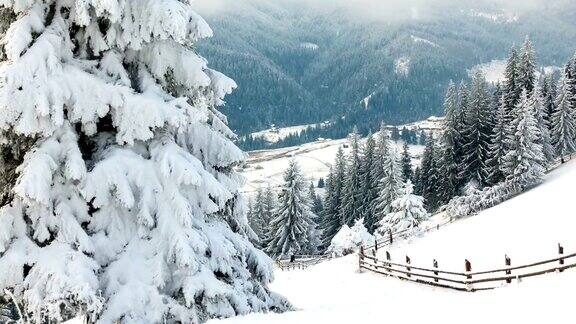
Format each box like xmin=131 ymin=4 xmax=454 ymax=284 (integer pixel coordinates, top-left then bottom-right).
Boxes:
xmin=358 ymin=243 xmax=576 ymax=291
xmin=276 ymin=254 xmax=332 ymax=271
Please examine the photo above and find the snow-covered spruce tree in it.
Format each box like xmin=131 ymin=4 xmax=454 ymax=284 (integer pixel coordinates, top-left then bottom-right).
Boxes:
xmin=551 ymin=74 xmax=576 ymax=160
xmin=372 ymin=142 xmax=403 ymax=232
xmin=327 ymin=218 xmax=374 ymax=257
xmin=359 ymin=132 xmax=378 ymax=233
xmin=319 ymin=147 xmax=346 ymax=249
xmin=339 ymin=128 xmax=363 ymax=227
xmin=309 ymin=182 xmax=324 ymax=222
xmin=420 ymin=135 xmax=441 ymax=211
xmin=400 ymin=142 xmax=412 ymax=182
xmin=486 ymin=95 xmax=508 ymax=185
xmin=532 ymin=85 xmax=556 ymax=165
xmin=438 ymin=81 xmax=462 ymax=202
xmin=0 ymin=1 xmax=288 ymax=322
xmin=371 ymin=122 xmax=390 ymax=186
xmin=376 ymin=181 xmax=429 ymax=236
xmin=266 ymin=160 xmax=316 ymax=258
xmin=565 ymin=53 xmax=576 ymax=110
xmin=517 ymin=37 xmax=537 ymax=96
xmin=460 ymin=71 xmax=491 ymax=188
xmin=249 ymin=187 xmax=268 ymax=248
xmin=504 ymin=90 xmax=546 ymax=186
xmin=540 ymin=74 xmax=558 ymax=137
xmin=503 ymin=46 xmax=521 ymax=125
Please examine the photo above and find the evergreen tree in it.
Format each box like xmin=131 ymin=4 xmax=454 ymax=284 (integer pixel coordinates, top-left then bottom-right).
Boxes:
xmin=372 ymin=122 xmax=391 ymax=183
xmin=551 ymin=74 xmax=576 ymax=159
xmin=532 ymin=85 xmax=556 ymax=164
xmin=420 ymin=135 xmax=439 ymax=210
xmin=250 ymin=188 xmax=266 ymax=244
xmin=565 ymin=53 xmax=576 ymax=110
xmin=503 ymin=46 xmax=522 ymax=124
xmin=317 ymin=177 xmax=325 ymax=188
xmin=541 ymin=74 xmax=558 ymax=133
xmin=373 ymin=143 xmax=404 ymax=229
xmin=266 ymin=161 xmax=316 ymax=258
xmin=310 ymin=182 xmax=324 ymax=215
xmin=376 ymin=181 xmax=429 ymax=235
xmin=401 ymin=142 xmax=413 ymax=182
xmin=339 ymin=128 xmax=364 ymax=226
xmin=319 ymin=147 xmax=346 ymax=249
xmin=0 ymin=2 xmax=287 ymax=322
xmin=486 ymin=95 xmax=508 ymax=185
xmin=504 ymin=90 xmax=546 ymax=186
xmin=517 ymin=37 xmax=537 ymax=96
xmin=438 ymin=81 xmax=462 ymax=202
xmin=460 ymin=71 xmax=491 ymax=187
xmin=360 ymin=132 xmax=379 ymax=232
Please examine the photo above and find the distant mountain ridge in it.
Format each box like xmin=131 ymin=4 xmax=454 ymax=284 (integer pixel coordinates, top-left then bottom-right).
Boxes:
xmin=195 ymin=0 xmax=576 ymax=137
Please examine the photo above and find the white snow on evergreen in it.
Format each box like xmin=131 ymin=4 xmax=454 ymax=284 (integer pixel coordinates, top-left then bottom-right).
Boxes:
xmin=376 ymin=181 xmax=429 ymax=235
xmin=327 ymin=219 xmax=374 ymax=257
xmin=0 ymin=1 xmax=288 ymax=322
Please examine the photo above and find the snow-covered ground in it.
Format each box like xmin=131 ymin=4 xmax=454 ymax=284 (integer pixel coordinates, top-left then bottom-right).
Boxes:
xmin=470 ymin=60 xmax=561 ymax=83
xmin=215 ymin=160 xmax=576 ymax=323
xmin=248 ymin=123 xmax=325 ymax=144
xmin=239 ymin=138 xmax=425 ymax=196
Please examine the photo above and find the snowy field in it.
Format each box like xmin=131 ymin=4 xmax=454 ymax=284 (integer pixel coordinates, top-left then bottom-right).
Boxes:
xmin=248 ymin=123 xmax=321 ymax=144
xmin=239 ymin=139 xmax=425 ymax=196
xmin=470 ymin=60 xmax=561 ymax=83
xmin=213 ymin=160 xmax=576 ymax=324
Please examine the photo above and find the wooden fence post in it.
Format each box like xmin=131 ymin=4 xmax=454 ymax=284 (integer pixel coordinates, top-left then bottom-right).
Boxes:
xmin=505 ymin=255 xmax=511 ymax=284
xmin=386 ymin=251 xmax=391 ymax=273
xmin=558 ymin=243 xmax=565 ymax=272
xmin=433 ymin=259 xmax=439 ymax=283
xmin=375 ymin=240 xmax=379 ymax=252
xmin=465 ymin=259 xmax=472 ymax=291
xmin=465 ymin=259 xmax=472 ymax=279
xmin=359 ymin=246 xmax=364 ymax=272
xmin=406 ymin=256 xmax=411 ymax=278
xmin=389 ymin=230 xmax=393 ymax=245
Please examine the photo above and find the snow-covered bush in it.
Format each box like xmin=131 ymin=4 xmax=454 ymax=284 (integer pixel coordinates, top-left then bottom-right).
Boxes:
xmin=0 ymin=1 xmax=289 ymax=322
xmin=376 ymin=181 xmax=429 ymax=236
xmin=327 ymin=218 xmax=374 ymax=257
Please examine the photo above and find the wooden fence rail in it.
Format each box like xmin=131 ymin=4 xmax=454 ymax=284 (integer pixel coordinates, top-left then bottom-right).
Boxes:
xmin=359 ymin=243 xmax=576 ymax=291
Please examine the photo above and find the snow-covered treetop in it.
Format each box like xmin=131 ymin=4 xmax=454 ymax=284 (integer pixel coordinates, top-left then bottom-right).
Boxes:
xmin=327 ymin=218 xmax=374 ymax=257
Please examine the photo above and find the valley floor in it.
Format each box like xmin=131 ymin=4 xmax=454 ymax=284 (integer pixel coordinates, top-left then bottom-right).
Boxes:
xmin=212 ymin=160 xmax=576 ymax=324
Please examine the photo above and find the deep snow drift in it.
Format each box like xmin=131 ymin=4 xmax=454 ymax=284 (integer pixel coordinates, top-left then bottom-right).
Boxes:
xmin=212 ymin=160 xmax=576 ymax=323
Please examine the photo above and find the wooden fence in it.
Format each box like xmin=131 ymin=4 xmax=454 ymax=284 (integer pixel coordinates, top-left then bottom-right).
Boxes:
xmin=359 ymin=243 xmax=576 ymax=292
xmin=276 ymin=254 xmax=332 ymax=271
xmin=278 ymin=154 xmax=576 ymax=273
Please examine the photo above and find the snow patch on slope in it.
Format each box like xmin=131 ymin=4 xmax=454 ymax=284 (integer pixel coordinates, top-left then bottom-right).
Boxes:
xmin=410 ymin=35 xmax=439 ymax=48
xmin=249 ymin=124 xmax=320 ymax=143
xmin=468 ymin=9 xmax=519 ymax=23
xmin=394 ymin=57 xmax=410 ymax=76
xmin=300 ymin=42 xmax=320 ymax=50
xmin=470 ymin=60 xmax=562 ymax=83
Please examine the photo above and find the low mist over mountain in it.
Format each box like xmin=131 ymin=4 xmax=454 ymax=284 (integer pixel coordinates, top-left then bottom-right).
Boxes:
xmin=194 ymin=0 xmax=576 ymax=136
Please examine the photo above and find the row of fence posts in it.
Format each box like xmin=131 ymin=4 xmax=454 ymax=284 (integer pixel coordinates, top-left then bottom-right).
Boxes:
xmin=360 ymin=242 xmax=569 ymax=289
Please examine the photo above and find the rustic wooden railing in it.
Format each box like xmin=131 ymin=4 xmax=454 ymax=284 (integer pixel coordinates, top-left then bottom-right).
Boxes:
xmin=278 ymin=153 xmax=576 ymax=273
xmin=359 ymin=243 xmax=576 ymax=291
xmin=276 ymin=254 xmax=332 ymax=271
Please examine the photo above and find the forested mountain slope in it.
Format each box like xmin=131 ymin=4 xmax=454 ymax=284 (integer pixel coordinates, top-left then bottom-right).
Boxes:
xmin=195 ymin=0 xmax=576 ymax=136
